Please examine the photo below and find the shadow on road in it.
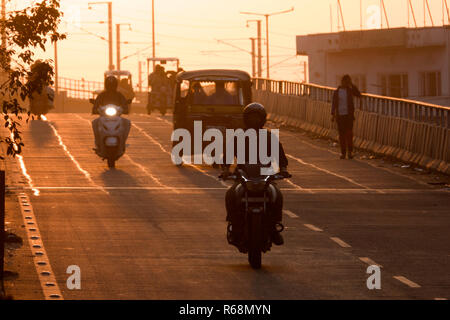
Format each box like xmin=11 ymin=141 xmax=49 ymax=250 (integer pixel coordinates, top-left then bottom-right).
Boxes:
xmin=28 ymin=119 xmax=54 ymax=147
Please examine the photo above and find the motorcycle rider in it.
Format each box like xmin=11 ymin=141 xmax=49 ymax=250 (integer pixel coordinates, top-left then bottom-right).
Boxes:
xmin=221 ymin=103 xmax=290 ymax=247
xmin=92 ymin=76 xmax=130 ymax=151
xmin=28 ymin=60 xmax=55 ymax=118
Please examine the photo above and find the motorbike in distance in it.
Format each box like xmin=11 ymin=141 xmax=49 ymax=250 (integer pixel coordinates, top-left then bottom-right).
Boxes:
xmin=89 ymin=99 xmax=131 ymax=169
xmin=220 ymin=168 xmax=291 ymax=269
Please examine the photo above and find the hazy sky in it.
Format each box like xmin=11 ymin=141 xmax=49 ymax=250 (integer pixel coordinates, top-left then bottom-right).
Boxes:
xmin=10 ymin=0 xmax=450 ymax=84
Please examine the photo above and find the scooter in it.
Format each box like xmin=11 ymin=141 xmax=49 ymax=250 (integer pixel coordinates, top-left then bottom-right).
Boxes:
xmin=89 ymin=101 xmax=130 ymax=168
xmin=220 ymin=168 xmax=291 ymax=269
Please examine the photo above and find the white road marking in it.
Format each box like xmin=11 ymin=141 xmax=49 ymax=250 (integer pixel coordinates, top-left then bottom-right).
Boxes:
xmin=283 ymin=210 xmax=299 ymax=218
xmin=132 ymin=123 xmax=229 ymax=187
xmin=45 ymin=117 xmax=108 ymax=194
xmin=330 ymin=237 xmax=351 ymax=248
xmin=393 ymin=276 xmax=421 ymax=288
xmin=359 ymin=257 xmax=383 ymax=268
xmin=434 ymin=298 xmax=448 ymax=300
xmin=150 ymin=115 xmax=308 ymax=190
xmin=279 ymin=129 xmax=437 ymax=191
xmin=287 ymin=154 xmax=383 ymax=193
xmin=304 ymin=224 xmax=323 ymax=232
xmin=73 ymin=114 xmax=176 ymax=192
xmin=17 ymin=193 xmax=63 ymax=300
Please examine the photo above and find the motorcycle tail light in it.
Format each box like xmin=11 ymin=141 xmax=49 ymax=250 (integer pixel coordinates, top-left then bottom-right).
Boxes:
xmin=245 ymin=181 xmax=266 ymax=192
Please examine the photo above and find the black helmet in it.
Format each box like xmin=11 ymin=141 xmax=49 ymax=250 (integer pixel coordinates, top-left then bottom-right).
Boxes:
xmin=105 ymin=76 xmax=118 ymax=91
xmin=243 ymin=102 xmax=267 ymax=129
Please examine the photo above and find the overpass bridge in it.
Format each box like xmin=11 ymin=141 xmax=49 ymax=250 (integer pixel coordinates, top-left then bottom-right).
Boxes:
xmin=1 ymin=75 xmax=449 ymax=300
xmin=53 ymin=76 xmax=450 ymax=175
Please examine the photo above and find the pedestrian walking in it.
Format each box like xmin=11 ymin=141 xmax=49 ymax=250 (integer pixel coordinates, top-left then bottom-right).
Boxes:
xmin=331 ymin=75 xmax=362 ymax=159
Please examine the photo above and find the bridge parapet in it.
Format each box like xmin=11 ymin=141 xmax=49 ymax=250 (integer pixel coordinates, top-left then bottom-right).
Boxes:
xmin=253 ymin=78 xmax=450 ymax=174
xmin=254 ymin=78 xmax=449 ymax=128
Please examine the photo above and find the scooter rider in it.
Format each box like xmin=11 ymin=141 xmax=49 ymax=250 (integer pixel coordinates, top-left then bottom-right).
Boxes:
xmin=92 ymin=76 xmax=130 ymax=151
xmin=221 ymin=103 xmax=291 ymax=247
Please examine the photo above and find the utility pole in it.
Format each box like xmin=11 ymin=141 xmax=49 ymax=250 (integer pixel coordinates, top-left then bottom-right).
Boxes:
xmin=152 ymin=0 xmax=156 ymax=70
xmin=250 ymin=38 xmax=256 ymax=77
xmin=54 ymin=41 xmax=58 ymax=95
xmin=241 ymin=7 xmax=294 ymax=79
xmin=246 ymin=19 xmax=262 ymax=77
xmin=116 ymin=23 xmax=131 ymax=71
xmin=89 ymin=2 xmax=114 ymax=70
xmin=138 ymin=61 xmax=142 ymax=93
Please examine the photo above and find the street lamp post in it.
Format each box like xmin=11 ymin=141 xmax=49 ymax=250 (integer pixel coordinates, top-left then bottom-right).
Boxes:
xmin=88 ymin=2 xmax=114 ymax=71
xmin=241 ymin=7 xmax=294 ymax=79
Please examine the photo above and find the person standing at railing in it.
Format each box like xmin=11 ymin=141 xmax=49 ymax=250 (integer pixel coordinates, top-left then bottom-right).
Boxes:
xmin=331 ymin=75 xmax=362 ymax=159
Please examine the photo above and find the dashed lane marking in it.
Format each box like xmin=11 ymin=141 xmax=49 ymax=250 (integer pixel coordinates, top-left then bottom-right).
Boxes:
xmin=45 ymin=116 xmax=108 ymax=195
xmin=393 ymin=276 xmax=421 ymax=288
xmin=330 ymin=237 xmax=352 ymax=248
xmin=286 ymin=154 xmax=383 ymax=193
xmin=17 ymin=193 xmax=63 ymax=300
xmin=150 ymin=115 xmax=308 ymax=191
xmin=283 ymin=210 xmax=299 ymax=218
xmin=131 ymin=122 xmax=229 ymax=188
xmin=359 ymin=257 xmax=383 ymax=268
xmin=304 ymin=224 xmax=323 ymax=232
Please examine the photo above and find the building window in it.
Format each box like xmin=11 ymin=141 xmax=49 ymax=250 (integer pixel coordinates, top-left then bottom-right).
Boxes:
xmin=379 ymin=73 xmax=409 ymax=98
xmin=419 ymin=71 xmax=441 ymax=97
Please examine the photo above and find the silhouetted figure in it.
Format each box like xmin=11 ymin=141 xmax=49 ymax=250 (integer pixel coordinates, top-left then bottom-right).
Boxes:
xmin=331 ymin=75 xmax=362 ymax=159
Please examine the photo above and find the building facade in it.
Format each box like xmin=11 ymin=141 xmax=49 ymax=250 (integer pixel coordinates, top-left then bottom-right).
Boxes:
xmin=296 ymin=26 xmax=450 ymax=106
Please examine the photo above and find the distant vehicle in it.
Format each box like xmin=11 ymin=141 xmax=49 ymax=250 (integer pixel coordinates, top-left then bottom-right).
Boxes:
xmin=173 ymin=69 xmax=252 ymax=137
xmin=104 ymin=70 xmax=135 ymax=108
xmin=146 ymin=57 xmax=181 ymax=115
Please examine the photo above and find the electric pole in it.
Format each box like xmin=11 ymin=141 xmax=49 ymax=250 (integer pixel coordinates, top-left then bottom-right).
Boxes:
xmin=241 ymin=7 xmax=294 ymax=79
xmin=89 ymin=2 xmax=114 ymax=70
xmin=246 ymin=19 xmax=262 ymax=78
xmin=250 ymin=38 xmax=256 ymax=77
xmin=54 ymin=41 xmax=58 ymax=95
xmin=152 ymin=0 xmax=156 ymax=70
xmin=116 ymin=23 xmax=131 ymax=71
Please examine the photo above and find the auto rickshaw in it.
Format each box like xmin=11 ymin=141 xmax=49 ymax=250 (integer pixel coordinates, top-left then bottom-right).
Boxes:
xmin=104 ymin=70 xmax=135 ymax=107
xmin=173 ymin=69 xmax=252 ymax=164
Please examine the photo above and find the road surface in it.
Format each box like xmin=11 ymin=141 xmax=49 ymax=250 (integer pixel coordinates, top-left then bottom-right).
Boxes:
xmin=3 ymin=113 xmax=449 ymax=300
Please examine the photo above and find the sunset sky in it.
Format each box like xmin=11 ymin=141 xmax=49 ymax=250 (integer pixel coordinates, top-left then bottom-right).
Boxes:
xmin=10 ymin=0 xmax=450 ymax=84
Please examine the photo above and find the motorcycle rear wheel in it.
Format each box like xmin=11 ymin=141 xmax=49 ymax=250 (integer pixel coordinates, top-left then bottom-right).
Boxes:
xmin=107 ymin=157 xmax=115 ymax=169
xmin=248 ymin=215 xmax=263 ymax=269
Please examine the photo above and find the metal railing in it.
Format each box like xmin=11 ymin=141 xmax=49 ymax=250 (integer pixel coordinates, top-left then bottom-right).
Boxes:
xmin=58 ymin=77 xmax=149 ymax=100
xmin=253 ymin=78 xmax=450 ymax=128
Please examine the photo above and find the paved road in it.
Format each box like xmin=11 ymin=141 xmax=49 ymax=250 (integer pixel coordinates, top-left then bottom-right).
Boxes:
xmin=4 ymin=113 xmax=450 ymax=300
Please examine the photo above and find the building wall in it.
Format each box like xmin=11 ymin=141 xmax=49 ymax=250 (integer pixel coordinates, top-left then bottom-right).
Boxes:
xmin=297 ymin=27 xmax=450 ymax=107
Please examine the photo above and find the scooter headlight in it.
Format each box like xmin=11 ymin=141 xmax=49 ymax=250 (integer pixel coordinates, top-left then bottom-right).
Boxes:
xmin=105 ymin=107 xmax=117 ymax=117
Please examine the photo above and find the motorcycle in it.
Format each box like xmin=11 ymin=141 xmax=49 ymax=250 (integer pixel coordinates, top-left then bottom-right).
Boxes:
xmin=89 ymin=101 xmax=131 ymax=168
xmin=220 ymin=168 xmax=291 ymax=269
